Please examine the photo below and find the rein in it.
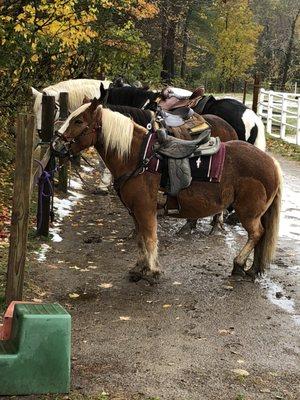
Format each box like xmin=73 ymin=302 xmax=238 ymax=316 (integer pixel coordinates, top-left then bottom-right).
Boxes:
xmin=113 ymin=125 xmax=158 ymax=211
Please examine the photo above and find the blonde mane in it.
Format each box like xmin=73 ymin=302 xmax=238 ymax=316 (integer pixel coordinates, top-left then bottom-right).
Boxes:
xmin=101 ymin=107 xmax=134 ymax=158
xmin=43 ymin=79 xmax=111 ymax=110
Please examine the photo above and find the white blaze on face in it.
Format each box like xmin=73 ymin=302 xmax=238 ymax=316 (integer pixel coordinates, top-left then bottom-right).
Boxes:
xmin=58 ymin=103 xmax=91 ymax=134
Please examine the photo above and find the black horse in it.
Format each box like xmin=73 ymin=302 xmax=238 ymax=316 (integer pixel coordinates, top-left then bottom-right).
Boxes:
xmin=192 ymin=95 xmax=265 ymax=150
xmin=100 ymin=84 xmax=159 ymax=111
xmin=100 ymin=84 xmax=266 ymax=151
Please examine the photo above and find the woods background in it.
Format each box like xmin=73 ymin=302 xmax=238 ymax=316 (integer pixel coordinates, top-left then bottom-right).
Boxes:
xmin=0 ymin=0 xmax=299 ymax=171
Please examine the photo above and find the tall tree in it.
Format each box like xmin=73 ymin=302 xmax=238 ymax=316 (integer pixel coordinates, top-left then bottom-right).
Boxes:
xmin=211 ymin=0 xmax=262 ymax=90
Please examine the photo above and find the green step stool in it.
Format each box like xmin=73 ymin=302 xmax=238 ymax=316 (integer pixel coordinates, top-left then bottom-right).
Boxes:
xmin=0 ymin=302 xmax=71 ymax=395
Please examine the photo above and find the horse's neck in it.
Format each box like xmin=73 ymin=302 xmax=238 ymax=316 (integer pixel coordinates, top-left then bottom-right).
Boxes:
xmin=202 ymin=96 xmax=215 ymax=113
xmin=109 ymin=88 xmax=148 ymax=108
xmin=94 ymin=126 xmax=146 ymax=179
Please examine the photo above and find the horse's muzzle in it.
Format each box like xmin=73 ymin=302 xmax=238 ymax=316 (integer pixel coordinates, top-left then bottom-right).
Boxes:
xmin=51 ymin=135 xmax=71 ymax=158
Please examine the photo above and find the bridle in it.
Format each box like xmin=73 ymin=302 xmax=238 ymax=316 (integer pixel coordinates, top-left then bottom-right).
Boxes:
xmin=52 ymin=122 xmax=101 ymax=157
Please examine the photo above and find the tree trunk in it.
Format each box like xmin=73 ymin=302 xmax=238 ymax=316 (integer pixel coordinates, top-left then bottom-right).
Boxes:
xmin=162 ymin=22 xmax=176 ymax=78
xmin=281 ymin=8 xmax=300 ymax=90
xmin=180 ymin=9 xmax=192 ymax=79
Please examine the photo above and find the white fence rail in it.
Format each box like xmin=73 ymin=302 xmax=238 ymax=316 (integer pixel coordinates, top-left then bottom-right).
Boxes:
xmin=258 ymin=88 xmax=300 ymax=145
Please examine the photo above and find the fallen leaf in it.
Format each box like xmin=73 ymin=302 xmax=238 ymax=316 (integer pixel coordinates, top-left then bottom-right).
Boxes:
xmin=231 ymin=369 xmax=249 ymax=377
xmin=163 ymin=304 xmax=172 ymax=308
xmin=172 ymin=281 xmax=182 ymax=285
xmin=69 ymin=293 xmax=80 ymax=299
xmin=32 ymin=298 xmax=43 ymax=303
xmin=219 ymin=329 xmax=230 ymax=335
xmin=223 ymin=285 xmax=234 ymax=290
xmin=119 ymin=316 xmax=131 ymax=321
xmin=260 ymin=389 xmax=271 ymax=393
xmin=237 ymin=359 xmax=245 ymax=364
xmin=98 ymin=283 xmax=113 ymax=289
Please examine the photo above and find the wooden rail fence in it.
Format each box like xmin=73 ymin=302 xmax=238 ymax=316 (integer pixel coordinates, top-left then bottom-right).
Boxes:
xmin=258 ymin=88 xmax=300 ymax=145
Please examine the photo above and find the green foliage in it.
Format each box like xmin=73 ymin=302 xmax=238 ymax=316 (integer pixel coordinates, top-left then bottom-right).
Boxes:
xmin=212 ymin=0 xmax=262 ymax=85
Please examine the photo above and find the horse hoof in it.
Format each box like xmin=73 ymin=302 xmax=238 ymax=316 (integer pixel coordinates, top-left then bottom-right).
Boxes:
xmin=245 ymin=267 xmax=262 ymax=281
xmin=225 ymin=212 xmax=239 ymax=226
xmin=128 ymin=270 xmax=143 ymax=282
xmin=144 ymin=272 xmax=160 ymax=285
xmin=231 ymin=264 xmax=246 ymax=277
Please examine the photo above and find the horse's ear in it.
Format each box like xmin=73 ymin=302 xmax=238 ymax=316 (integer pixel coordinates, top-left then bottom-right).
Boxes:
xmin=89 ymin=97 xmax=101 ymax=112
xmin=100 ymin=82 xmax=106 ymax=99
xmin=31 ymin=87 xmax=41 ymax=98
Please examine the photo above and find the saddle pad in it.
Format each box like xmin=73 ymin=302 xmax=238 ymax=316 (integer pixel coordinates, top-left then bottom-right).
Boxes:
xmin=190 ymin=142 xmax=226 ymax=182
xmin=161 ymin=108 xmax=194 ymax=127
xmin=168 ymin=113 xmax=210 ymax=139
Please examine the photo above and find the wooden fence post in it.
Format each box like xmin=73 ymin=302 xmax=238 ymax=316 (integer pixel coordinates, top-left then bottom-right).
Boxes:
xmin=296 ymin=97 xmax=300 ymax=146
xmin=252 ymin=73 xmax=260 ymax=113
xmin=58 ymin=92 xmax=69 ymax=192
xmin=6 ymin=114 xmax=35 ymax=304
xmin=257 ymin=88 xmax=264 ymax=117
xmin=266 ymin=91 xmax=273 ymax=134
xmin=280 ymin=94 xmax=288 ymax=140
xmin=36 ymin=95 xmax=55 ymax=236
xmin=242 ymin=81 xmax=247 ymax=104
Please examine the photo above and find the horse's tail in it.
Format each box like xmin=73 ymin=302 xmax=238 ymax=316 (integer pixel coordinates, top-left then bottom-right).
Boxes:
xmin=255 ymin=158 xmax=282 ymax=273
xmin=253 ymin=116 xmax=266 ymax=151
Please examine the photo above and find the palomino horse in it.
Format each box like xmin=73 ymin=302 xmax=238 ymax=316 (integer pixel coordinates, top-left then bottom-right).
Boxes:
xmin=32 ymin=78 xmax=111 ymax=192
xmin=32 ymin=79 xmax=111 ymax=131
xmin=52 ymin=99 xmax=282 ymax=282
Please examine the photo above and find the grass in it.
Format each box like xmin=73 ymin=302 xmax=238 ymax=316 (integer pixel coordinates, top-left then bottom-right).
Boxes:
xmin=43 ymin=393 xmax=161 ymax=400
xmin=266 ymin=135 xmax=300 ymax=162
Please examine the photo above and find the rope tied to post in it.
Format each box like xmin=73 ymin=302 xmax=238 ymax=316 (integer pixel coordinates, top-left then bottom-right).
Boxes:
xmin=34 ymin=158 xmax=58 ymax=231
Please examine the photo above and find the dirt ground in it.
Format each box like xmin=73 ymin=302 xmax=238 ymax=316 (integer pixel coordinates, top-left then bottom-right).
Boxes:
xmin=5 ymin=153 xmax=300 ymax=400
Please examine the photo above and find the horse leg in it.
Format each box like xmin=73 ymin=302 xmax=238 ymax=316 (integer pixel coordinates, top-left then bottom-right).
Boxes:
xmin=231 ymin=217 xmax=264 ymax=276
xmin=129 ymin=210 xmax=160 ymax=283
xmin=209 ymin=212 xmax=225 ymax=235
xmin=246 ymin=246 xmax=263 ymax=279
xmin=177 ymin=219 xmax=197 ymax=235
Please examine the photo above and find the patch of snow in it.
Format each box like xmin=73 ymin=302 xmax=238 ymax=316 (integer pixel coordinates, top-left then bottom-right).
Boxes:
xmin=35 ymin=243 xmax=51 ymax=261
xmin=82 ymin=165 xmax=93 ymax=172
xmin=35 ymin=184 xmax=85 ymax=262
xmin=69 ymin=179 xmax=82 ymax=190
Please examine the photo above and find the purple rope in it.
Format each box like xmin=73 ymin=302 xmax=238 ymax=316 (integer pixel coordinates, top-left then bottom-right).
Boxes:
xmin=34 ymin=159 xmax=57 ymax=232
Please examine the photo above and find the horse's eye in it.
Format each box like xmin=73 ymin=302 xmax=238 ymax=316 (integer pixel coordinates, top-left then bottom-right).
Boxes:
xmin=75 ymin=119 xmax=83 ymax=125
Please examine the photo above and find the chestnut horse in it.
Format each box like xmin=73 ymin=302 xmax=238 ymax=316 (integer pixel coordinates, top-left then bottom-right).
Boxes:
xmin=52 ymin=99 xmax=282 ymax=282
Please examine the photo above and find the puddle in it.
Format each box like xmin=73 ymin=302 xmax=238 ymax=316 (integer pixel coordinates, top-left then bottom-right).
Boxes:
xmin=260 ymin=276 xmax=300 ymax=326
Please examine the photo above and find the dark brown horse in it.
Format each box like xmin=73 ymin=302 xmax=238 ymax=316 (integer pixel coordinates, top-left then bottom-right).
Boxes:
xmin=52 ymin=99 xmax=282 ymax=282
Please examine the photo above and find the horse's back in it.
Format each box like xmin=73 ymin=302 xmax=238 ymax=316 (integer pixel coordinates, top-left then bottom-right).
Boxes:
xmin=45 ymin=79 xmax=110 ymax=92
xmin=203 ymin=114 xmax=238 ymax=142
xmin=225 ymin=141 xmax=278 ymax=197
xmin=108 ymin=104 xmax=152 ymax=128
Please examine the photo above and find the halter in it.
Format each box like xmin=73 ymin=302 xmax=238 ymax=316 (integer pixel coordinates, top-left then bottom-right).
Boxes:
xmin=54 ymin=122 xmax=101 ymax=157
